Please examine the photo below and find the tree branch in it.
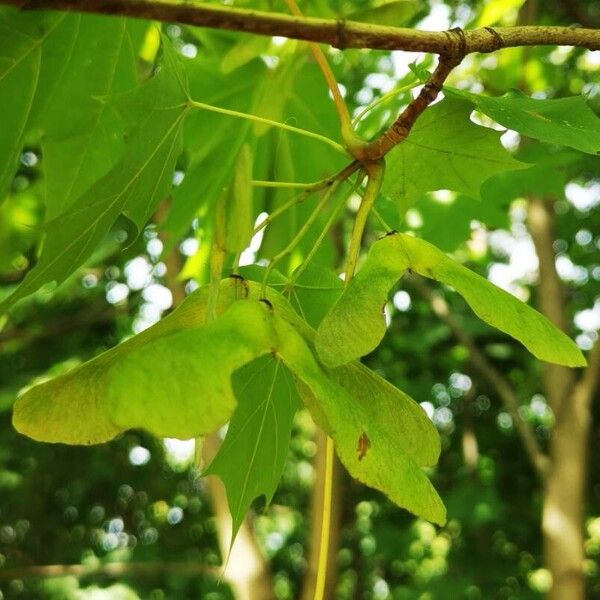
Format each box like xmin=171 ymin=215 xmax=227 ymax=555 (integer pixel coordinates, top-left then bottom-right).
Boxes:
xmin=0 ymin=561 xmax=219 ymax=581
xmin=409 ymin=275 xmax=550 ymax=481
xmin=354 ymin=51 xmax=463 ymax=160
xmin=527 ymin=197 xmax=576 ymax=416
xmin=0 ymin=306 xmax=115 ymax=347
xmin=2 ymin=0 xmax=599 ymax=54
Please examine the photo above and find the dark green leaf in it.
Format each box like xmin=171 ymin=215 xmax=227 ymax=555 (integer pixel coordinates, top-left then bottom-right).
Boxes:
xmin=206 ymin=356 xmax=299 ymax=540
xmin=42 ymin=20 xmax=143 ymax=218
xmin=0 ymin=10 xmax=72 ymax=197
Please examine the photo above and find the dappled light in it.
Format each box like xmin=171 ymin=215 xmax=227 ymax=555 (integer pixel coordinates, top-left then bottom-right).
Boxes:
xmin=0 ymin=0 xmax=599 ymax=598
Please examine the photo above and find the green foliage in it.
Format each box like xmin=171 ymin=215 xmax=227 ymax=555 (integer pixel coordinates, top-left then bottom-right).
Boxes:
xmin=382 ymin=97 xmax=526 ymax=210
xmin=346 ymin=0 xmax=421 ymax=25
xmin=1 ymin=2 xmax=596 ymax=557
xmin=0 ymin=11 xmax=69 ymax=198
xmin=447 ymin=87 xmax=600 ymax=155
xmin=14 ymin=271 xmax=444 ymax=524
xmin=316 ymin=232 xmax=585 ymax=368
xmin=206 ymin=356 xmax=300 ymax=541
xmin=224 ymin=144 xmax=254 ymax=252
xmin=0 ymin=34 xmax=189 ymax=310
xmin=14 ymin=279 xmax=273 ymax=443
xmin=299 ymin=362 xmax=445 ymax=524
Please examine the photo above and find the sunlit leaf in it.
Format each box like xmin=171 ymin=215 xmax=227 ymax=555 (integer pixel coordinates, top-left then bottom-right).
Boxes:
xmin=382 ymin=97 xmax=527 ymax=210
xmin=274 ymin=314 xmax=446 ymax=525
xmin=13 ymin=281 xmax=274 ymax=444
xmin=447 ymin=88 xmax=600 ymax=155
xmin=316 ymin=232 xmax=586 ymax=368
xmin=225 ymin=144 xmax=254 ymax=253
xmin=347 ymin=0 xmax=420 ymax=25
xmin=220 ymin=34 xmax=270 ymax=74
xmin=475 ymin=0 xmax=526 ymax=26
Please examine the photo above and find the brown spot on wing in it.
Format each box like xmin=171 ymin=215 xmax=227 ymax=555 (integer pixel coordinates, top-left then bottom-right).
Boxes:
xmin=357 ymin=432 xmax=371 ymax=461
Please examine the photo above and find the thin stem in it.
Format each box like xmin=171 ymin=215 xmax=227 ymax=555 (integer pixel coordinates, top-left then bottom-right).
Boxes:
xmin=282 ymin=0 xmax=354 ymax=143
xmin=253 ymin=189 xmax=311 ymax=238
xmin=252 ymin=180 xmax=320 ymax=189
xmin=188 ymin=100 xmax=348 ymax=156
xmin=251 ymin=162 xmax=361 ymax=239
xmin=231 ymin=251 xmax=242 ymax=275
xmin=291 ymin=174 xmax=364 ymax=283
xmin=371 ymin=206 xmax=393 ymax=232
xmin=343 ymin=161 xmax=384 ymax=280
xmin=313 ymin=435 xmax=335 ymax=600
xmin=262 ymin=182 xmax=338 ymax=293
xmin=354 ymin=53 xmax=463 ymax=161
xmin=352 ymin=78 xmax=419 ymax=126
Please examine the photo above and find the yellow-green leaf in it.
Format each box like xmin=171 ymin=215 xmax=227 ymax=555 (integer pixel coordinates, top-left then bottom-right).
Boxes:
xmin=316 ymin=233 xmax=586 ymax=368
xmin=13 ymin=278 xmax=270 ymax=444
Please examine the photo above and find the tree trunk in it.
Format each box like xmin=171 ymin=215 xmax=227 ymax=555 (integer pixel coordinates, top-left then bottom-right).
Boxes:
xmin=159 ymin=203 xmax=275 ymax=600
xmin=528 ymin=197 xmax=587 ymax=600
xmin=542 ymin=394 xmax=590 ymax=599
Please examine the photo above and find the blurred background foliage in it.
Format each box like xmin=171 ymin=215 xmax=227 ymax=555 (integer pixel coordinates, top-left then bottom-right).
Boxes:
xmin=0 ymin=0 xmax=599 ymax=598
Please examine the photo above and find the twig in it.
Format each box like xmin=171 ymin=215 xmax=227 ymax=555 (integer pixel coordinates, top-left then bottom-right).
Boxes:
xmin=188 ymin=99 xmax=347 ymax=156
xmin=343 ymin=161 xmax=384 ymax=279
xmin=352 ymin=78 xmax=419 ymax=127
xmin=250 ymin=161 xmax=361 ymax=239
xmin=2 ymin=1 xmax=599 ymax=54
xmin=409 ymin=275 xmax=550 ymax=481
xmin=354 ymin=49 xmax=464 ymax=160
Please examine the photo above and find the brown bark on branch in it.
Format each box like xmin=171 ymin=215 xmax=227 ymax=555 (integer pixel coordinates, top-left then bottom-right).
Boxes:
xmin=354 ymin=52 xmax=463 ymax=160
xmin=2 ymin=0 xmax=599 ymax=54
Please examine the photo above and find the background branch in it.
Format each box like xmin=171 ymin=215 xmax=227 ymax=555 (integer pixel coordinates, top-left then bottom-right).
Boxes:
xmin=0 ymin=561 xmax=219 ymax=581
xmin=2 ymin=0 xmax=599 ymax=54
